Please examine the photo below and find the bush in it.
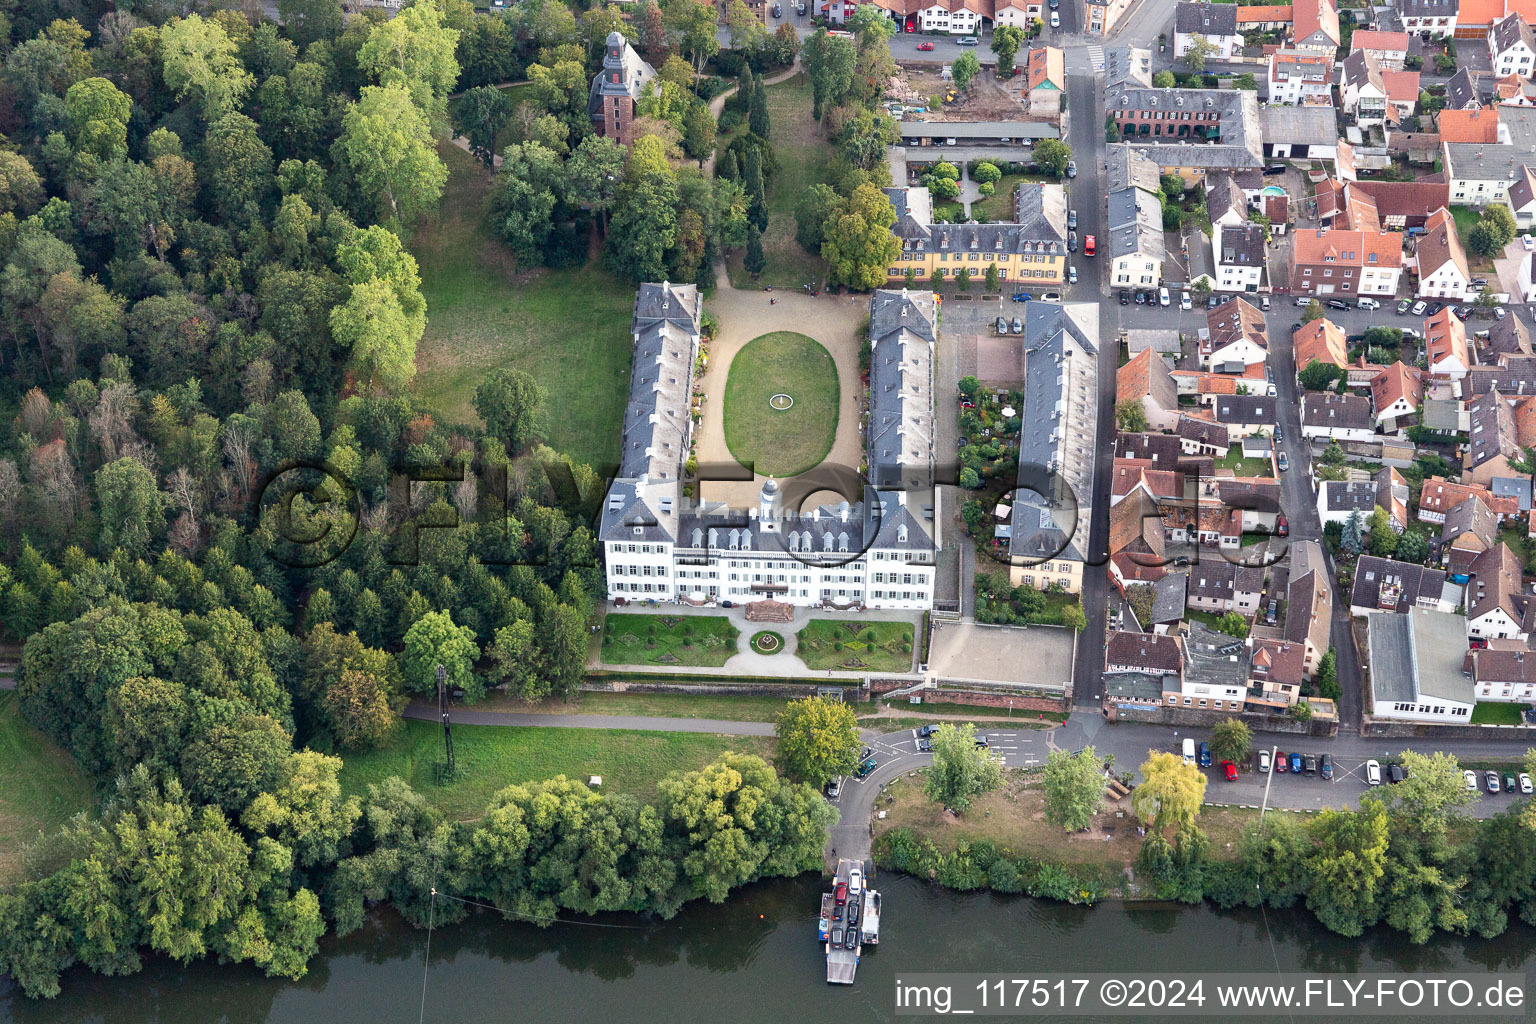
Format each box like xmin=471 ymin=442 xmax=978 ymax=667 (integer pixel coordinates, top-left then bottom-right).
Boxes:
xmin=902 ymin=643 xmax=912 ymax=653
xmin=718 ymin=109 xmax=743 ymax=132
xmin=833 ymin=641 xmax=844 ymax=651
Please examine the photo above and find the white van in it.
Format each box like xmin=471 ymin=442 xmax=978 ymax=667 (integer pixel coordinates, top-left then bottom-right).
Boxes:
xmin=1182 ymin=738 xmax=1196 ymax=764
xmin=1365 ymin=759 xmax=1382 ymax=786
xmin=1357 ymin=297 xmax=1380 ymax=311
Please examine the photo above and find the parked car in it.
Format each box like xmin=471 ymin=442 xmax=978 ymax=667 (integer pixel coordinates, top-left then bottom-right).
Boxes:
xmin=1042 ymin=291 xmax=1063 ymax=302
xmin=917 ymin=724 xmax=939 ymax=737
xmin=1067 ymin=231 xmax=1077 ymax=253
xmin=856 ymin=757 xmax=877 ymax=778
xmin=916 ymin=41 xmax=934 ymax=50
xmin=1320 ymin=753 xmax=1333 ymax=780
xmin=1260 ymin=295 xmax=1271 ymax=310
xmin=844 ymin=926 xmax=857 ymax=949
xmin=1466 ymin=769 xmax=1479 ymax=792
xmin=830 ymin=926 xmax=843 ymax=945
xmin=1357 ymin=297 xmax=1380 ymax=311
xmin=1395 ymin=298 xmax=1412 ymax=314
xmin=1010 ymin=317 xmax=1023 ymax=334
xmin=1326 ymin=299 xmax=1350 ymax=311
xmin=1119 ymin=290 xmax=1130 ymax=305
xmin=1264 ymin=163 xmax=1286 ymax=174
xmin=1259 ymin=750 xmax=1271 ymax=773
xmin=1487 ymin=771 xmax=1501 ymax=793
xmin=1295 ymin=296 xmax=1312 ymax=308
xmin=1400 ymin=327 xmax=1422 ymax=341
xmin=958 ymin=36 xmax=979 ymax=46
xmin=1303 ymin=754 xmax=1318 ymax=775
xmin=1276 ymin=513 xmax=1288 ymax=534
xmin=1265 ymin=598 xmax=1279 ymax=625
xmin=1426 ymin=301 xmax=1444 ymax=316
xmin=835 ymin=881 xmax=848 ymax=904
xmin=1133 ymin=289 xmax=1147 ymax=304
xmin=1275 ymin=750 xmax=1288 ymax=773
xmin=1084 ymin=234 xmax=1096 ymax=256
xmin=1389 ymin=763 xmax=1406 ymax=784
xmin=1049 ymin=10 xmax=1060 ymax=26
xmin=1525 ymin=234 xmax=1535 ymax=251
xmin=1522 ymin=773 xmax=1534 ymax=794
xmin=1198 ymin=741 xmax=1212 ymax=767
xmin=1180 ymin=291 xmax=1192 ymax=310
xmin=996 ymin=317 xmax=1009 ymax=334
xmin=1067 ymin=208 xmax=1077 ymax=230
xmin=916 ymin=737 xmax=931 ymax=752
xmin=1158 ymin=286 xmax=1170 ymax=307
xmin=1068 ymin=265 xmax=1078 ymax=284
xmin=1505 ymin=773 xmax=1518 ymax=794
xmin=848 ymin=867 xmax=863 ymax=895
xmin=825 ymin=779 xmax=841 ymax=798
xmin=1366 ymin=760 xmax=1383 ymax=785
xmin=1288 ymin=752 xmax=1302 ymax=773
xmin=1411 ymin=300 xmax=1427 ymax=316
xmin=1496 ymin=306 xmax=1509 ymax=320
xmin=1222 ymin=761 xmax=1238 ymax=782
xmin=1065 ymin=159 xmax=1076 ymax=178
xmin=1277 ymin=452 xmax=1289 ymax=472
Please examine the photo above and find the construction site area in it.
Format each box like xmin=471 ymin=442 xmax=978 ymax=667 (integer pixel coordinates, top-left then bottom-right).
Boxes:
xmin=886 ymin=62 xmax=1031 ymax=122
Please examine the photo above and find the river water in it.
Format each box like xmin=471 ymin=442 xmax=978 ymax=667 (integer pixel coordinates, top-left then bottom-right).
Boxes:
xmin=4 ymin=874 xmax=1533 ymax=1024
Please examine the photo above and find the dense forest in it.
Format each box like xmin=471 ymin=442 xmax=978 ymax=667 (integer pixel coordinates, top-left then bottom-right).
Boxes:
xmin=0 ymin=0 xmax=835 ymax=997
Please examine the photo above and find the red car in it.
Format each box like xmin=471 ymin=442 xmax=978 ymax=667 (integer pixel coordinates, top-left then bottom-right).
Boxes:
xmin=1276 ymin=514 xmax=1288 ymax=537
xmin=1222 ymin=761 xmax=1238 ymax=782
xmin=1274 ymin=751 xmax=1288 ymax=773
xmin=835 ymin=881 xmax=848 ymax=905
xmin=1084 ymin=234 xmax=1096 ymax=256
xmin=916 ymin=41 xmax=934 ymax=49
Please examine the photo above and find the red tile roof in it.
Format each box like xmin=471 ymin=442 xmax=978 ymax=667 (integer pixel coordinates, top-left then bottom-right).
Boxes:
xmin=1351 ymin=29 xmax=1411 ymax=53
xmin=1294 ymin=318 xmax=1349 ymax=369
xmin=1370 ymin=361 xmax=1423 ymax=413
xmin=1438 ymin=108 xmax=1502 ymax=144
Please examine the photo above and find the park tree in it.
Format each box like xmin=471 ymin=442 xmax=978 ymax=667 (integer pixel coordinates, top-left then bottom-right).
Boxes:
xmin=243 ymin=750 xmax=363 ymax=867
xmin=330 ymin=227 xmax=428 ymax=393
xmin=1305 ymin=798 xmax=1390 ymax=936
xmin=486 ymin=618 xmax=539 ymax=700
xmin=474 ymin=368 xmax=547 ymax=454
xmin=821 ymin=182 xmax=901 ymax=291
xmin=489 ymin=141 xmax=565 ymax=263
xmin=0 ymin=150 xmax=44 ymax=216
xmin=972 ymin=161 xmax=1002 ymax=185
xmin=750 ymin=76 xmax=771 ymax=139
xmin=924 ymin=722 xmax=1003 ymax=814
xmin=1301 ymin=299 xmax=1325 ymax=322
xmin=1133 ymin=750 xmax=1207 ymax=831
xmin=839 ymin=109 xmax=899 ymax=171
xmin=990 ymin=25 xmax=1025 ymax=78
xmin=454 ymin=85 xmax=513 ymax=167
xmin=357 ymin=1 xmax=462 ymax=133
xmin=984 ymin=264 xmax=999 ymax=292
xmin=1041 ymin=746 xmax=1104 ymax=830
xmin=1386 ymin=751 xmax=1476 ymax=837
xmin=160 ymin=14 xmax=255 ymax=122
xmin=94 ymin=457 xmax=165 ymax=557
xmin=1210 ymin=719 xmax=1252 ymax=766
xmin=1396 ymin=530 xmax=1429 ymax=565
xmin=1032 ymin=138 xmax=1071 ymax=178
xmin=535 ymin=600 xmax=590 ymax=699
xmin=279 ymin=0 xmax=344 ymax=47
xmin=803 ymin=28 xmax=856 ymax=120
xmin=774 ymin=696 xmax=861 ymax=785
xmin=744 ymin=223 xmax=766 ymax=276
xmin=956 ymin=266 xmax=972 ymax=290
xmin=400 ymin=609 xmax=482 ymax=702
xmin=683 ymin=103 xmax=717 ymax=161
xmin=1468 ymin=204 xmax=1518 ymax=257
xmin=1183 ymin=34 xmax=1217 ymax=72
xmin=204 ymin=112 xmax=275 ymax=225
xmin=952 ymin=51 xmax=981 ymax=90
xmin=1115 ymin=399 xmax=1148 ymax=432
xmin=336 ymin=84 xmax=449 ymax=225
xmin=64 ymin=77 xmax=131 ymax=161
xmin=565 ymin=134 xmax=627 ymax=232
xmin=1153 ymin=69 xmax=1176 ymax=88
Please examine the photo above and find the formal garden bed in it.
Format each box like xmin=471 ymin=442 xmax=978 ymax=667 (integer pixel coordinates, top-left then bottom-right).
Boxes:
xmin=600 ymin=614 xmax=739 ymax=667
xmin=749 ymin=630 xmax=785 ymax=654
xmin=795 ymin=619 xmax=915 ymax=672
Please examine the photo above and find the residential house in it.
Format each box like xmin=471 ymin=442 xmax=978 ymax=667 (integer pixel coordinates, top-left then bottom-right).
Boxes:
xmin=1351 ymin=29 xmax=1412 ymax=69
xmin=1260 ymin=105 xmax=1340 ymax=162
xmin=1286 ymin=540 xmax=1333 ymax=675
xmin=1178 ymin=413 xmax=1233 ymax=456
xmin=1470 ymin=647 xmax=1536 ymax=702
xmin=1482 ymin=313 xmax=1533 ymax=362
xmin=1425 ymin=306 xmax=1472 ymax=378
xmin=1177 ymin=622 xmax=1252 ymax=710
xmin=1466 ymin=542 xmax=1536 ymax=640
xmin=1289 ymin=226 xmax=1404 ymax=297
xmin=1505 ymin=164 xmax=1536 ymax=230
xmin=882 ymin=183 xmax=1069 ymax=286
xmin=1490 ymin=13 xmax=1536 ymax=77
xmin=1465 ymin=388 xmax=1523 ymax=484
xmin=1419 ymin=476 xmax=1519 ymax=523
xmin=1237 ymin=5 xmax=1295 ymax=32
xmin=1104 ymin=45 xmax=1155 ymax=89
xmin=1270 ymin=50 xmax=1336 ymax=106
xmin=1440 ymin=495 xmax=1500 ymax=572
xmin=1085 ymin=0 xmax=1135 ymax=35
xmin=1494 ymin=71 xmax=1536 ymax=105
xmin=1107 ymin=184 xmax=1166 ymax=289
xmin=1416 ymin=208 xmax=1473 ymax=299
xmin=1175 ymin=3 xmax=1242 ymax=60
xmin=1215 ymin=223 xmax=1267 ymax=292
xmin=1316 ymin=479 xmax=1384 ymax=529
xmin=1378 ymin=466 xmax=1412 ymax=531
xmin=1383 ymin=71 xmax=1423 ymax=121
xmin=1350 ymin=556 xmax=1453 ymax=615
xmin=1248 ymin=638 xmax=1308 ymax=709
xmin=1206 ymin=174 xmax=1249 ymax=229
xmin=1024 ymin=47 xmax=1066 ymax=120
xmin=1439 ymin=108 xmax=1503 ymax=145
xmin=1106 ymin=630 xmax=1183 ymax=677
xmin=588 ymin=33 xmax=658 ymax=149
xmin=1203 ymin=297 xmax=1269 ymax=369
xmin=1106 ymin=87 xmax=1264 ymax=181
xmin=1117 ymin=348 xmax=1181 ymax=431
xmin=1108 ymin=488 xmax=1170 ymax=589
xmin=1186 ymin=560 xmax=1239 ymax=613
xmin=1367 ymin=608 xmax=1476 ymax=723
xmin=1293 ymin=318 xmax=1350 ymax=376
xmin=1211 ymin=395 xmax=1276 ymax=439
xmin=1389 ymin=131 xmax=1444 ymax=166
xmin=1340 ymin=50 xmax=1390 ymax=125
xmin=1444 ymin=67 xmax=1482 ymax=111
xmin=1465 ymin=352 xmax=1536 ymax=395
xmin=1292 ymin=0 xmax=1342 ymax=53
xmin=1322 ymin=179 xmax=1450 ymax=230
xmin=1398 ymin=0 xmax=1460 ymax=34
xmin=991 ymin=0 xmax=1044 ymax=29
xmin=1301 ymin=391 xmax=1377 ymax=442
xmin=1008 ymin=302 xmax=1098 ymax=593
xmin=1444 ymin=142 xmax=1526 ymax=204
xmin=1370 ymin=361 xmax=1424 ymax=430
xmin=1114 ymin=431 xmax=1187 ymax=466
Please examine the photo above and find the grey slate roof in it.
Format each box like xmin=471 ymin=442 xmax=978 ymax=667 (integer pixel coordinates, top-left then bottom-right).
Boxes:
xmin=897 ymin=120 xmax=1058 ymax=140
xmin=1444 ymin=67 xmax=1481 ymax=111
xmin=1213 ymin=395 xmax=1274 ymax=424
xmin=1497 ymin=105 xmax=1536 ymax=151
xmin=886 ymin=185 xmax=1067 ymax=251
xmin=1467 ymin=388 xmax=1520 ymax=470
xmin=1183 ymin=622 xmax=1251 ymax=690
xmin=1352 ymin=556 xmax=1447 ymax=613
xmin=1444 ymin=143 xmax=1526 ymax=183
xmin=1188 ymin=560 xmax=1236 ymax=604
xmin=1105 ymin=143 xmax=1162 ymax=194
xmin=1261 ymin=104 xmax=1339 ymax=146
xmin=868 ymin=289 xmax=937 ymax=490
xmin=1398 ymin=0 xmax=1459 ymax=18
xmin=1106 ymin=88 xmax=1263 ymax=170
xmin=1010 ymin=303 xmax=1098 ymax=566
xmin=1491 ymin=475 xmax=1533 ymax=511
xmin=1467 ymin=355 xmax=1536 ymax=396
xmin=1104 ymin=46 xmax=1154 ymax=90
xmin=1218 ymin=223 xmax=1266 ymax=269
xmin=1176 ymin=2 xmax=1237 ymax=35
xmin=1491 ymin=14 xmax=1536 ymax=62
xmin=1107 ymin=186 xmax=1166 ymax=262
xmin=1485 ymin=313 xmax=1533 ymax=360
xmin=1302 ymin=391 xmax=1374 ymax=431
xmin=1207 ymin=174 xmax=1246 ymax=224
xmin=1367 ymin=611 xmax=1415 ymax=703
xmin=1320 ymin=479 xmax=1379 ymax=516
xmin=1153 ymin=572 xmax=1188 ymax=623
xmin=589 ymin=32 xmax=656 ymax=116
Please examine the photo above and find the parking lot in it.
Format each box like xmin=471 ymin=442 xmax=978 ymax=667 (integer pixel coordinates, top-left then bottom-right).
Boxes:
xmin=823 ymin=725 xmax=1052 ymax=804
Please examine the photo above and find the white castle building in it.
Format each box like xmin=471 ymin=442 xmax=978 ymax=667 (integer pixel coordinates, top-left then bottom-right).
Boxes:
xmin=599 ymin=284 xmax=938 ymax=610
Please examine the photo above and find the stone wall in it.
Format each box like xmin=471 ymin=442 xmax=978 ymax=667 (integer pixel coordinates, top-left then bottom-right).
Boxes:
xmin=1361 ymin=716 xmax=1536 ymax=742
xmin=1108 ymin=702 xmax=1338 ymax=737
xmin=921 ymin=690 xmax=1068 ymax=713
xmin=583 ymin=680 xmax=828 ymax=698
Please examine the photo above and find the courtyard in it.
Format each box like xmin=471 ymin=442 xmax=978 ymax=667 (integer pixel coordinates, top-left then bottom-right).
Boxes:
xmin=723 ymin=332 xmax=840 ymax=477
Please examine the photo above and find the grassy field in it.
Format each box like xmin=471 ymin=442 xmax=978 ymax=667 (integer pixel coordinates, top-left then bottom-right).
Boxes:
xmin=411 ymin=143 xmax=637 ymax=471
xmin=723 ymin=332 xmax=840 ymax=476
xmin=1218 ymin=447 xmax=1273 ymax=477
xmin=726 ymin=73 xmax=833 ymax=289
xmin=466 ymin=690 xmax=797 ymax=721
xmin=796 ymin=619 xmax=915 ymax=672
xmin=1471 ymin=702 xmax=1526 ymax=725
xmin=971 ymin=175 xmax=1023 ymax=221
xmin=600 ymin=613 xmax=740 ymax=667
xmin=340 ymin=720 xmax=773 ymax=820
xmin=0 ymin=693 xmax=96 ymax=884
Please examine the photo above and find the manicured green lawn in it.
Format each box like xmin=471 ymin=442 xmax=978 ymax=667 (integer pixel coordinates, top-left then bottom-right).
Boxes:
xmin=971 ymin=175 xmax=1023 ymax=222
xmin=1471 ymin=702 xmax=1527 ymax=725
xmin=600 ymin=613 xmax=740 ymax=667
xmin=723 ymin=332 xmax=839 ymax=476
xmin=1218 ymin=447 xmax=1273 ymax=477
xmin=0 ymin=693 xmax=97 ymax=884
xmin=411 ymin=143 xmax=638 ymax=471
xmin=469 ymin=690 xmax=798 ymax=721
xmin=339 ymin=720 xmax=773 ymax=820
xmin=795 ymin=619 xmax=915 ymax=672
xmin=727 ymin=73 xmax=834 ymax=289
